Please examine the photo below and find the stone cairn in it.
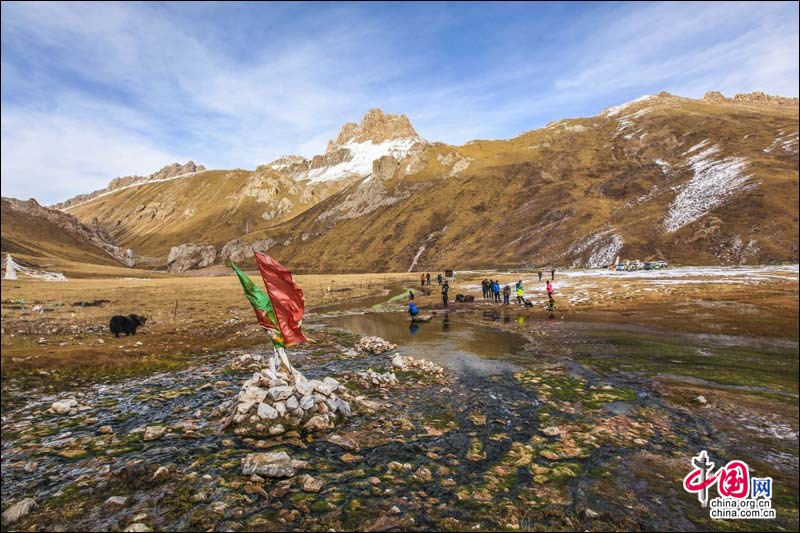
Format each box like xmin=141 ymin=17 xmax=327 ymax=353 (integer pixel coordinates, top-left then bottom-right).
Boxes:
xmin=219 ymin=361 xmax=351 ymax=437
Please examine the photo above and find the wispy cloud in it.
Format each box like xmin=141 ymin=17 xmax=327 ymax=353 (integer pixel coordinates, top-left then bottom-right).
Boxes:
xmin=1 ymin=1 xmax=797 ymax=204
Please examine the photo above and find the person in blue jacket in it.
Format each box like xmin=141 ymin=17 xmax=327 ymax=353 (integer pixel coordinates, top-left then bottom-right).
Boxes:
xmin=408 ymin=301 xmax=419 ymax=318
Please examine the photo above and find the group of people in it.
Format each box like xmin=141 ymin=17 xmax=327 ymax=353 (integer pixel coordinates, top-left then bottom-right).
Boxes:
xmin=481 ymin=278 xmax=553 ymax=307
xmin=410 ymin=271 xmax=558 ymax=319
xmin=420 ymin=272 xmax=443 ymax=286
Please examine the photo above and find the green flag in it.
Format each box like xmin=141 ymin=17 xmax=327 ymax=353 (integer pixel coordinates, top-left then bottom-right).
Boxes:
xmin=232 ymin=262 xmax=285 ymax=348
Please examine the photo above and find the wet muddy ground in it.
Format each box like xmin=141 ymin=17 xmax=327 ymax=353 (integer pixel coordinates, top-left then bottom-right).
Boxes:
xmin=2 ymin=279 xmax=798 ymax=531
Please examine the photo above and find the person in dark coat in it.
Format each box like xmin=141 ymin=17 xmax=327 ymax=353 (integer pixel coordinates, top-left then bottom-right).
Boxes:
xmin=441 ymin=281 xmax=450 ymax=309
xmin=426 ymin=273 xmax=431 ymax=286
xmin=551 ymin=269 xmax=555 ymax=280
xmin=502 ymin=284 xmax=511 ymax=305
xmin=437 ymin=273 xmax=443 ymax=286
xmin=538 ymin=270 xmax=542 ymax=282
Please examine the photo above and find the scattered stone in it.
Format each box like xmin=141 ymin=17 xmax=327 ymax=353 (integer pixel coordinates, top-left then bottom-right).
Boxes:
xmin=152 ymin=466 xmax=169 ymax=479
xmin=210 ymin=501 xmax=228 ymax=513
xmin=299 ymin=474 xmax=324 ymax=493
xmin=269 ymin=424 xmax=285 ymax=435
xmin=694 ymin=395 xmax=708 ymax=405
xmin=23 ymin=462 xmax=38 ymax=473
xmin=98 ymin=425 xmax=114 ymax=435
xmin=585 ymin=508 xmax=599 ymax=519
xmin=303 ymin=415 xmax=333 ymax=433
xmin=242 ymin=452 xmax=295 ymax=478
xmin=340 ymin=453 xmax=364 ymax=463
xmin=389 ymin=505 xmax=401 ymax=514
xmin=105 ymin=496 xmax=128 ymax=508
xmin=327 ymin=434 xmax=358 ymax=450
xmin=542 ymin=426 xmax=561 ymax=437
xmin=2 ymin=498 xmax=36 ymax=526
xmin=50 ymin=398 xmax=78 ymax=414
xmin=143 ymin=426 xmax=166 ymax=441
xmin=124 ymin=524 xmax=152 ymax=532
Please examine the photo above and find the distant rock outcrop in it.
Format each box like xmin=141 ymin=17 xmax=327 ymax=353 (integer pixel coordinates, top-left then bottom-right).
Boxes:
xmin=53 ymin=161 xmax=206 ymax=211
xmin=166 ymin=243 xmax=217 ymax=272
xmin=703 ymin=90 xmax=798 ymax=106
xmin=220 ymin=238 xmax=277 ymax=264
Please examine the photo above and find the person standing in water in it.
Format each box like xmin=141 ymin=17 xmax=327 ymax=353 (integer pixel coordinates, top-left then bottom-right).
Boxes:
xmin=437 ymin=273 xmax=443 ymax=286
xmin=426 ymin=272 xmax=431 ymax=286
xmin=502 ymin=284 xmax=511 ymax=305
xmin=441 ymin=281 xmax=450 ymax=309
xmin=408 ymin=290 xmax=414 ymax=301
xmin=546 ymin=280 xmax=554 ymax=299
xmin=551 ymin=268 xmax=555 ymax=281
xmin=538 ymin=270 xmax=542 ymax=282
xmin=420 ymin=273 xmax=425 ymax=286
xmin=493 ymin=280 xmax=501 ymax=302
xmin=516 ymin=280 xmax=525 ymax=304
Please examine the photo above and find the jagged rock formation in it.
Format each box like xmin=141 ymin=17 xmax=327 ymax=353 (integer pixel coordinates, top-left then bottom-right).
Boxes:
xmin=220 ymin=238 xmax=277 ymax=265
xmin=166 ymin=243 xmax=217 ymax=272
xmin=53 ymin=161 xmax=206 ymax=211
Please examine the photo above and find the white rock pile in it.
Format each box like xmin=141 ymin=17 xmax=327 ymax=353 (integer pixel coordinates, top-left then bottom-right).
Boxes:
xmin=391 ymin=354 xmax=445 ymax=377
xmin=48 ymin=398 xmax=90 ymax=415
xmin=354 ymin=336 xmax=397 ymax=354
xmin=220 ymin=372 xmax=351 ymax=436
xmin=349 ymin=368 xmax=399 ymax=388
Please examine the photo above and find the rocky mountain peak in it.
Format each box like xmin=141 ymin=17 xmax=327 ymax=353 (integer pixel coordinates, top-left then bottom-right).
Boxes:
xmin=703 ymin=90 xmax=798 ymax=106
xmin=326 ymin=108 xmax=419 ymax=153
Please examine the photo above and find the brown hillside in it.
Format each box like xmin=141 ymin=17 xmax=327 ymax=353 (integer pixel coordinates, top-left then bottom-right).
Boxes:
xmin=57 ymin=92 xmax=799 ymax=272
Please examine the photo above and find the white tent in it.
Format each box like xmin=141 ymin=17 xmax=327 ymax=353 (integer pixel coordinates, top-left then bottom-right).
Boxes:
xmin=2 ymin=254 xmax=67 ymax=281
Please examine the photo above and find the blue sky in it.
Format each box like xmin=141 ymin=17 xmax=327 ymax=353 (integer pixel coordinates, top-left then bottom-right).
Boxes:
xmin=2 ymin=1 xmax=798 ymax=204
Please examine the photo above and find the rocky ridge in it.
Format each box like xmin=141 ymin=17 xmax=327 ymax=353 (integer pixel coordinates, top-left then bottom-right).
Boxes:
xmin=1 ymin=197 xmax=136 ymax=267
xmin=53 ymin=161 xmax=206 ymax=211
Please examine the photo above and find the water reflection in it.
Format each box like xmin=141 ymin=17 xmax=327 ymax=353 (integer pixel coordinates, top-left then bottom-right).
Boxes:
xmin=325 ymin=312 xmax=526 ymax=376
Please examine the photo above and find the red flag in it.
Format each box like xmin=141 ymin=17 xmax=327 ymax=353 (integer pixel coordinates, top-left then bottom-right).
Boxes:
xmin=254 ymin=252 xmax=308 ymax=346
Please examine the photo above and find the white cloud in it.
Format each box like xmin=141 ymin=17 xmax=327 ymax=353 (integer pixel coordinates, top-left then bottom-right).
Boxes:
xmin=1 ymin=109 xmax=188 ymax=204
xmin=1 ymin=1 xmax=797 ymax=204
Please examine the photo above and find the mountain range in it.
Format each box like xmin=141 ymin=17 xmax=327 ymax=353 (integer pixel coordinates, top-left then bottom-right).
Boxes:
xmin=2 ymin=90 xmax=798 ymax=274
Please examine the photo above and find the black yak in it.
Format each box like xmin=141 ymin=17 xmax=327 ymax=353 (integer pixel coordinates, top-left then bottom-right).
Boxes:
xmin=109 ymin=314 xmax=147 ymax=337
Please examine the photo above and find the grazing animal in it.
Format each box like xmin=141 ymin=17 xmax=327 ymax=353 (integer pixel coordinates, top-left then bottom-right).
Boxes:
xmin=523 ymin=300 xmax=534 ymax=308
xmin=455 ymin=294 xmax=465 ymax=302
xmin=109 ymin=314 xmax=147 ymax=337
xmin=463 ymin=295 xmax=475 ymax=302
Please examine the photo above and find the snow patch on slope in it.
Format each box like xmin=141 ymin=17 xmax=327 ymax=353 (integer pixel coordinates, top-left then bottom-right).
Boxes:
xmin=603 ymin=95 xmax=655 ymax=117
xmin=663 ymin=145 xmax=753 ymax=232
xmin=764 ymin=130 xmax=799 ymax=154
xmin=569 ymin=228 xmax=625 ymax=268
xmin=300 ymin=138 xmax=420 ymax=184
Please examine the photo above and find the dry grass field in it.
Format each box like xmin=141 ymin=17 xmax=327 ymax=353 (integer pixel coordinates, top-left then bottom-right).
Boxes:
xmin=1 ymin=271 xmax=415 ymax=387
